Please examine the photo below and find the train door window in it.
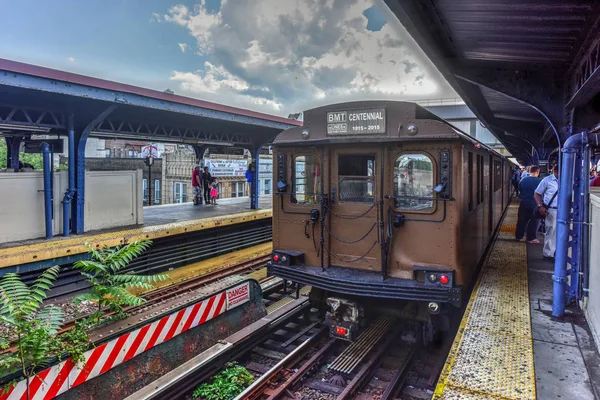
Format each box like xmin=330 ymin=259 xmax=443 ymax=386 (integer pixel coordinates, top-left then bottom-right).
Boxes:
xmin=468 ymin=152 xmax=474 ymax=211
xmin=292 ymin=155 xmax=320 ymax=205
xmin=393 ymin=154 xmax=433 ymax=211
xmin=338 ymin=154 xmax=375 ymax=203
xmin=477 ymin=154 xmax=483 ymax=205
xmin=493 ymin=161 xmax=502 ymax=191
xmin=264 ymin=179 xmax=271 ymax=195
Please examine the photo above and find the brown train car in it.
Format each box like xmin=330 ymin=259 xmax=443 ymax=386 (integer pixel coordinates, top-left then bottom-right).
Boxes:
xmin=268 ymin=101 xmax=513 ymax=341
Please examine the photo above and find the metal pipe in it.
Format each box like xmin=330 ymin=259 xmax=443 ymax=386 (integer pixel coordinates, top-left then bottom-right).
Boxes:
xmin=41 ymin=142 xmax=53 ymax=239
xmin=62 ymin=115 xmax=76 ymax=237
xmin=553 ymin=131 xmax=600 ymax=317
xmin=582 ymin=145 xmax=591 ymax=297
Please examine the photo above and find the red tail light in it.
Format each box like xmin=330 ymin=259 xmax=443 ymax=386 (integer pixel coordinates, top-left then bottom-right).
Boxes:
xmin=439 ymin=275 xmax=449 ymax=284
xmin=336 ymin=327 xmax=348 ymax=335
xmin=273 ymin=254 xmax=279 ymax=262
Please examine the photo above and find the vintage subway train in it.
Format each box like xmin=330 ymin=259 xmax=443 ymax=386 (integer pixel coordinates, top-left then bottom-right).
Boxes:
xmin=267 ymin=101 xmax=513 ymax=342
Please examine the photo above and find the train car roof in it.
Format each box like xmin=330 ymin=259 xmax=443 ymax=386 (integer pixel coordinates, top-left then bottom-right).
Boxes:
xmin=273 ymin=100 xmax=503 ymax=157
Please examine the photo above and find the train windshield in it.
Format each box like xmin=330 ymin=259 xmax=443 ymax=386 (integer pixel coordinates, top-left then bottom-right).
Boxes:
xmin=394 ymin=153 xmax=434 ymax=211
xmin=338 ymin=154 xmax=375 ymax=203
xmin=292 ymin=155 xmax=320 ymax=204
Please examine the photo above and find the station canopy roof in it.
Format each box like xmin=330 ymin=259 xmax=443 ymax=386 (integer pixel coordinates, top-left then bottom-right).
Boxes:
xmin=386 ymin=0 xmax=600 ymax=164
xmin=0 ymin=59 xmax=301 ymax=148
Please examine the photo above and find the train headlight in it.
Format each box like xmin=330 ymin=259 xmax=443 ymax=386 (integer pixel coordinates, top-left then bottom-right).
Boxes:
xmin=428 ymin=274 xmax=438 ymax=282
xmin=428 ymin=302 xmax=440 ymax=314
xmin=302 ymin=130 xmax=310 ymax=139
xmin=407 ymin=125 xmax=418 ymax=136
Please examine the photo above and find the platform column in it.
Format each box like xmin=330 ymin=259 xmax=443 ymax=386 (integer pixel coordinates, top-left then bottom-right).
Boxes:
xmin=192 ymin=145 xmax=207 ymax=164
xmin=6 ymin=136 xmax=23 ymax=172
xmin=73 ymin=106 xmax=117 ymax=234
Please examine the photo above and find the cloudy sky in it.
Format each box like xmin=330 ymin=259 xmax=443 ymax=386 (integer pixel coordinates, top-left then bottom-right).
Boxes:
xmin=1 ymin=0 xmax=456 ymax=116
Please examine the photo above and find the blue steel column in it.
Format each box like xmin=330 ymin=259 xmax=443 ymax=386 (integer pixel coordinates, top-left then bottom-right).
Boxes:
xmin=8 ymin=136 xmax=23 ymax=171
xmin=582 ymin=145 xmax=591 ymax=297
xmin=250 ymin=145 xmax=262 ymax=209
xmin=74 ymin=105 xmax=117 ymax=233
xmin=568 ymin=147 xmax=583 ymax=302
xmin=62 ymin=114 xmax=76 ymax=236
xmin=41 ymin=142 xmax=53 ymax=239
xmin=552 ymin=131 xmax=600 ymax=317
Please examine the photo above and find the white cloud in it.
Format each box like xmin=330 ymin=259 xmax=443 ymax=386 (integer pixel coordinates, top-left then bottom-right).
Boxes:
xmin=163 ymin=0 xmax=454 ymax=114
xmin=150 ymin=12 xmax=162 ymax=23
xmin=178 ymin=43 xmax=189 ymax=53
xmin=66 ymin=57 xmax=76 ymax=63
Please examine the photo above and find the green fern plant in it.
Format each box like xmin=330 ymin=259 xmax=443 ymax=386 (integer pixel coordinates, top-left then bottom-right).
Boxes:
xmin=193 ymin=362 xmax=254 ymax=400
xmin=0 ymin=266 xmax=90 ymax=400
xmin=74 ymin=240 xmax=169 ymax=322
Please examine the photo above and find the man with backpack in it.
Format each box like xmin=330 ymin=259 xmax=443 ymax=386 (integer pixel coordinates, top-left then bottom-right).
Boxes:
xmin=534 ymin=165 xmax=559 ymax=260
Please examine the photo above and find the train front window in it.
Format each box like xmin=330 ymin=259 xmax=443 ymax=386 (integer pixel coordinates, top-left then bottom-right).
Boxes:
xmin=338 ymin=154 xmax=375 ymax=203
xmin=394 ymin=154 xmax=434 ymax=211
xmin=292 ymin=155 xmax=320 ymax=205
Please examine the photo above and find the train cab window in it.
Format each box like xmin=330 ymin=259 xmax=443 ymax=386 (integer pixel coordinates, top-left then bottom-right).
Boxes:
xmin=291 ymin=155 xmax=320 ymax=205
xmin=393 ymin=154 xmax=433 ymax=211
xmin=338 ymin=154 xmax=375 ymax=203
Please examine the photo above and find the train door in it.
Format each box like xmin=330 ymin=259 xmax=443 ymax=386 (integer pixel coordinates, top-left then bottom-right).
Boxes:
xmin=327 ymin=146 xmax=382 ymax=272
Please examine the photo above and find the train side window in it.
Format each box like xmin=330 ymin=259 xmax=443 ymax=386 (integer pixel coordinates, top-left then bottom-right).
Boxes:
xmin=338 ymin=154 xmax=375 ymax=203
xmin=477 ymin=154 xmax=484 ymax=205
xmin=393 ymin=154 xmax=433 ymax=211
xmin=493 ymin=160 xmax=502 ymax=191
xmin=291 ymin=155 xmax=320 ymax=205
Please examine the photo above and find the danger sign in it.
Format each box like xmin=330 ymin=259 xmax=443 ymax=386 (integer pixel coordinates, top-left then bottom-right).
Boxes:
xmin=226 ymin=282 xmax=250 ymax=310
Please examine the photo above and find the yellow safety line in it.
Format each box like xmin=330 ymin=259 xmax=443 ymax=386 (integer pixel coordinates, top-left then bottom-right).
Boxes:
xmin=433 ymin=203 xmax=536 ymax=400
xmin=0 ymin=209 xmax=272 ymax=269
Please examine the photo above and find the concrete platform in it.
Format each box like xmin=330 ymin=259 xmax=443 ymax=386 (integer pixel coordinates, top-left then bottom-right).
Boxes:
xmin=433 ymin=202 xmax=600 ymax=399
xmin=0 ymin=196 xmax=272 ymax=270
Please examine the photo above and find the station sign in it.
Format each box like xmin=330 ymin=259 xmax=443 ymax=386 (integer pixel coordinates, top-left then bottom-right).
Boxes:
xmin=205 ymin=159 xmax=247 ymax=177
xmin=326 ymin=107 xmax=386 ymax=135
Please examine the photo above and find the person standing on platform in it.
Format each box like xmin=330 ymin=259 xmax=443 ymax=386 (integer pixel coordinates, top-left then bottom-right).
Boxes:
xmin=210 ymin=178 xmax=219 ymax=205
xmin=520 ymin=166 xmax=531 ymax=181
xmin=246 ymin=162 xmax=255 ymax=197
xmin=202 ymin=166 xmax=212 ymax=205
xmin=591 ymin=169 xmax=600 ymax=187
xmin=534 ymin=165 xmax=559 ymax=260
xmin=512 ymin=168 xmax=521 ymax=196
xmin=192 ymin=164 xmax=202 ymax=206
xmin=515 ymin=166 xmax=542 ymax=243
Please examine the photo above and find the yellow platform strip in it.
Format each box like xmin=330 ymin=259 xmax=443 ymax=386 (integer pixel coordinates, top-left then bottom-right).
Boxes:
xmin=433 ymin=204 xmax=536 ymax=400
xmin=266 ymin=286 xmax=311 ymax=314
xmin=129 ymin=242 xmax=273 ymax=295
xmin=0 ymin=209 xmax=272 ymax=269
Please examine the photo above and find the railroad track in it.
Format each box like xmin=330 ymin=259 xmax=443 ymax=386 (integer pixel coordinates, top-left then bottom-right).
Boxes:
xmin=0 ymin=255 xmax=272 ymax=356
xmin=182 ymin=315 xmax=450 ymax=400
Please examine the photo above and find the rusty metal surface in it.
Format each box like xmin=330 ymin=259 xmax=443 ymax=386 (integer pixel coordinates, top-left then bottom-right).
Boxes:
xmin=54 ymin=278 xmax=267 ymax=400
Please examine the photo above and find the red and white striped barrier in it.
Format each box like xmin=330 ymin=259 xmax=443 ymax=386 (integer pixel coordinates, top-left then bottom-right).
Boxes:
xmin=1 ymin=282 xmax=251 ymax=400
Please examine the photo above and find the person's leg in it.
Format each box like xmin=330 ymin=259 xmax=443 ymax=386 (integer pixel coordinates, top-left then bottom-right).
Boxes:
xmin=515 ymin=204 xmax=528 ymax=240
xmin=525 ymin=208 xmax=539 ymax=241
xmin=193 ymin=186 xmax=198 ymax=205
xmin=198 ymin=186 xmax=202 ymax=204
xmin=204 ymin=186 xmax=210 ymax=204
xmin=543 ymin=209 xmax=557 ymax=257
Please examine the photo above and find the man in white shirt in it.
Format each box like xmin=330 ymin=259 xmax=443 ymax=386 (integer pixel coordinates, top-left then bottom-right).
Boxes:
xmin=534 ymin=165 xmax=559 ymax=259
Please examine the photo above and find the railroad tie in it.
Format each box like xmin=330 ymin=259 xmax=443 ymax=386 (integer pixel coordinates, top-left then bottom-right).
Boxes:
xmin=328 ymin=315 xmax=396 ymax=375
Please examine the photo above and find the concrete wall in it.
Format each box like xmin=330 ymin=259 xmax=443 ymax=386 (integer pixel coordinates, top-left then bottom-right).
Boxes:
xmin=585 ymin=189 xmax=600 ymax=349
xmin=84 ymin=170 xmax=143 ymax=231
xmin=0 ymin=170 xmax=143 ymax=243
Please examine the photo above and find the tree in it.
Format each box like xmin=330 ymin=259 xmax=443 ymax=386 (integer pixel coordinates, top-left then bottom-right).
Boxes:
xmin=0 ymin=266 xmax=90 ymax=400
xmin=74 ymin=240 xmax=169 ymax=322
xmin=0 ymin=140 xmax=43 ymax=170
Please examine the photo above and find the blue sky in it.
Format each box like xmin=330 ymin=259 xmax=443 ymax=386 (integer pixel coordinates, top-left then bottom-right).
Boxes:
xmin=0 ymin=0 xmax=455 ymax=115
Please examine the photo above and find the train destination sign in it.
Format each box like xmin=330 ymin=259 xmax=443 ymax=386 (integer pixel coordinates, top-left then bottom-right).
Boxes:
xmin=326 ymin=108 xmax=386 ymax=135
